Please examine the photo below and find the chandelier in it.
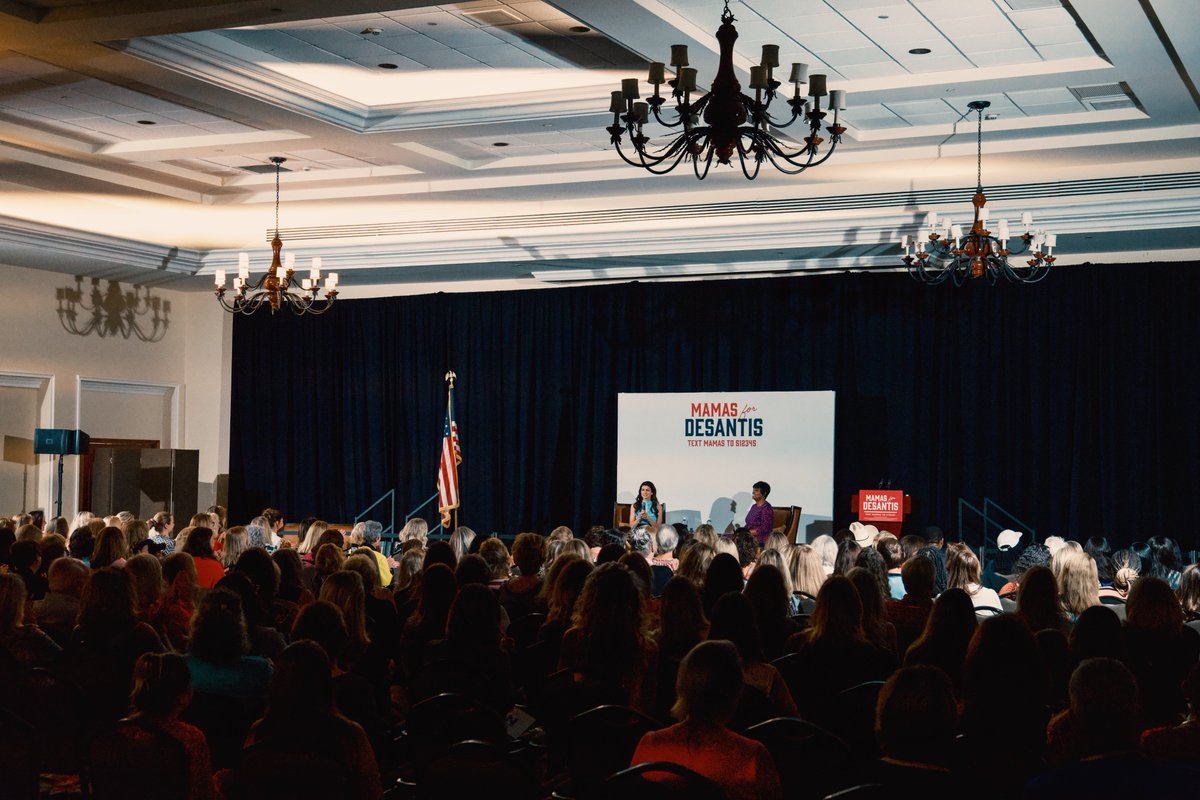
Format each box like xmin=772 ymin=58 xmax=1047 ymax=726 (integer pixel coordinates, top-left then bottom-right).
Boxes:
xmin=213 ymin=157 xmax=338 ymax=315
xmin=607 ymin=0 xmax=846 ymax=179
xmin=902 ymin=101 xmax=1057 ymax=285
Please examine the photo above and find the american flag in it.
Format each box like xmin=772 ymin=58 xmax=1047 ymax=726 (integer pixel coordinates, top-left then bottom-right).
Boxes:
xmin=437 ymin=376 xmax=461 ymax=527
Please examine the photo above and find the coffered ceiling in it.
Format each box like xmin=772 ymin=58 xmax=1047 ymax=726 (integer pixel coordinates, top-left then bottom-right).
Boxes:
xmin=0 ymin=0 xmax=1197 ymax=293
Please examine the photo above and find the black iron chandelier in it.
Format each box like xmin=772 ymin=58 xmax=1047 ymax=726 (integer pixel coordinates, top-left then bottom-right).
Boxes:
xmin=902 ymin=101 xmax=1058 ymax=285
xmin=213 ymin=157 xmax=338 ymax=315
xmin=607 ymin=0 xmax=846 ymax=179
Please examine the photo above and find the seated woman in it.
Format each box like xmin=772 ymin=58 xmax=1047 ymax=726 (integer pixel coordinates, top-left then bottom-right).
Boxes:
xmin=128 ymin=652 xmax=216 ymax=800
xmin=0 ymin=572 xmax=60 ymax=669
xmin=238 ymin=641 xmax=382 ymax=800
xmin=559 ymin=562 xmax=658 ymax=715
xmin=945 ymin=543 xmax=1003 ymax=613
xmin=182 ymin=527 xmax=226 ymax=590
xmin=629 ymin=481 xmax=665 ymax=530
xmin=59 ymin=567 xmax=164 ymax=724
xmin=631 ymin=640 xmax=782 ymax=800
xmin=186 ymin=589 xmax=272 ymax=701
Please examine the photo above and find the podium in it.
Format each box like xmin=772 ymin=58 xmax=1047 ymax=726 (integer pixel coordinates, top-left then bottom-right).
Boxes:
xmin=851 ymin=489 xmax=911 ymax=536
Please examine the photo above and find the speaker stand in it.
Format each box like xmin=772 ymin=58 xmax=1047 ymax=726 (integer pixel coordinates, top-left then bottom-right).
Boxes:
xmin=54 ymin=454 xmax=64 ymax=518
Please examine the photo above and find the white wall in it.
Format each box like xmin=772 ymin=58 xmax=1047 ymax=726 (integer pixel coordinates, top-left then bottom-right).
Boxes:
xmin=0 ymin=263 xmax=231 ymax=518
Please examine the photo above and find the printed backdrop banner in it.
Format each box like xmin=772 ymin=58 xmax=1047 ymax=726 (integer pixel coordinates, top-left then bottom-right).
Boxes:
xmin=617 ymin=391 xmax=835 ymax=531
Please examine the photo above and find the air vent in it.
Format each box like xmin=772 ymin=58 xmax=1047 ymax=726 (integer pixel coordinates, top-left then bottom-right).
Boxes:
xmin=1070 ymin=83 xmax=1125 ymax=100
xmin=462 ymin=8 xmax=523 ymax=26
xmin=1089 ymin=99 xmax=1134 ymax=110
xmin=1069 ymin=82 xmax=1137 ymax=111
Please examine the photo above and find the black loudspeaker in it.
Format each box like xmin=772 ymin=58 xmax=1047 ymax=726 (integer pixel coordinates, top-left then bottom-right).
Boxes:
xmin=91 ymin=448 xmax=198 ymax=521
xmin=33 ymin=428 xmax=90 ymax=455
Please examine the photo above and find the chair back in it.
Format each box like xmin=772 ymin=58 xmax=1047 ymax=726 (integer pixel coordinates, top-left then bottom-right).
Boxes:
xmin=566 ymin=705 xmax=662 ymax=800
xmin=506 ymin=612 xmax=546 ymax=651
xmin=601 ymin=761 xmax=728 ymax=800
xmin=403 ymin=692 xmax=505 ymax=764
xmin=417 ymin=740 xmax=539 ymax=800
xmin=770 ymin=506 xmax=803 ymax=543
xmin=743 ymin=716 xmax=857 ymax=800
xmin=823 ymin=681 xmax=884 ymax=758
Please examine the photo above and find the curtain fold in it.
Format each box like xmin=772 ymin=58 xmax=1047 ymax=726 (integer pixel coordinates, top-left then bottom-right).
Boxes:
xmin=228 ymin=262 xmax=1199 ymax=550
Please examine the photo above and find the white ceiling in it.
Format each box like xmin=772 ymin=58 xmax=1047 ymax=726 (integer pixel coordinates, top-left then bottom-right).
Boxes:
xmin=0 ymin=0 xmax=1196 ymax=293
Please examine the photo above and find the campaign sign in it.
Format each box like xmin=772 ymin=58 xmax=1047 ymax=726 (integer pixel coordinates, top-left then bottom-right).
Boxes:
xmin=858 ymin=489 xmax=904 ymax=523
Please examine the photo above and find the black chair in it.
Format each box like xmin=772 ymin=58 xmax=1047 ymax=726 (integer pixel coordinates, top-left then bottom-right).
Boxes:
xmin=416 ymin=740 xmax=539 ymax=800
xmin=559 ymin=705 xmax=662 ymax=800
xmin=181 ymin=691 xmax=266 ymax=770
xmin=0 ymin=666 xmax=90 ymax=779
xmin=974 ymin=605 xmax=1004 ymax=617
xmin=506 ymin=612 xmax=546 ymax=651
xmin=824 ymin=785 xmax=887 ymax=800
xmin=744 ymin=716 xmax=857 ymax=800
xmin=398 ymin=692 xmax=506 ymax=776
xmin=88 ymin=718 xmax=189 ymax=800
xmin=0 ymin=707 xmax=38 ymax=800
xmin=600 ymin=761 xmax=728 ymax=800
xmin=513 ymin=638 xmax=559 ymax=706
xmin=823 ymin=680 xmax=884 ymax=758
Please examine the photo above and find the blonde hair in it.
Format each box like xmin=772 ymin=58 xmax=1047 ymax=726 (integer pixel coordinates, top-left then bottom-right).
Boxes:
xmin=399 ymin=518 xmax=429 ymax=546
xmin=714 ymin=537 xmax=738 ymax=558
xmin=811 ymin=534 xmax=838 ymax=573
xmin=765 ymin=531 xmax=792 ymax=556
xmin=560 ymin=538 xmax=592 ymax=563
xmin=1057 ymin=548 xmax=1100 ymax=616
xmin=220 ymin=526 xmax=249 ymax=568
xmin=789 ymin=544 xmax=826 ymax=596
xmin=297 ymin=520 xmax=329 ymax=556
xmin=692 ymin=524 xmax=718 ymax=550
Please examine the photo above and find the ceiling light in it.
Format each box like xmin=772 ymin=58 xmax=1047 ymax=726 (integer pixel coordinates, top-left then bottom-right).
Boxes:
xmin=569 ymin=26 xmax=591 ymax=33
xmin=136 ymin=119 xmax=156 ymax=125
xmin=908 ymin=48 xmax=931 ymax=54
xmin=378 ymin=63 xmax=398 ymax=69
xmin=901 ymin=101 xmax=1057 ymax=286
xmin=214 ymin=157 xmax=339 ymax=315
xmin=606 ymin=0 xmax=846 ymax=179
xmin=360 ymin=27 xmax=383 ymax=36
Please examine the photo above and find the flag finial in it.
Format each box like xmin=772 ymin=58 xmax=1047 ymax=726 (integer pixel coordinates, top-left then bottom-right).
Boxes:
xmin=445 ymin=370 xmax=456 ymax=385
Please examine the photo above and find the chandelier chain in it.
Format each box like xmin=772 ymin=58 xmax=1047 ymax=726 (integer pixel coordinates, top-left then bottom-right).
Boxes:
xmin=976 ymin=107 xmax=983 ymax=193
xmin=275 ymin=161 xmax=281 ymax=238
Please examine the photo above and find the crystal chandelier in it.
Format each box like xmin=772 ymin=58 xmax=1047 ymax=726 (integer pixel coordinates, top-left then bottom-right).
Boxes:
xmin=902 ymin=101 xmax=1058 ymax=286
xmin=607 ymin=1 xmax=846 ymax=179
xmin=213 ymin=157 xmax=338 ymax=315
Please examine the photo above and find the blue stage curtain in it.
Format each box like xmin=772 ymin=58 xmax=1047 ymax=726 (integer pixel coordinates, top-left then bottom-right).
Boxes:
xmin=228 ymin=262 xmax=1199 ymax=550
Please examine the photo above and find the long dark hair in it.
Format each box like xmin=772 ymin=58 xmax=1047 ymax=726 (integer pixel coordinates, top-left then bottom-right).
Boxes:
xmin=636 ymin=481 xmax=660 ymax=519
xmin=182 ymin=526 xmax=216 ymax=560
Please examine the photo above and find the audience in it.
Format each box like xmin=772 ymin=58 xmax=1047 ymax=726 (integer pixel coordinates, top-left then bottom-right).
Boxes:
xmin=3 ymin=503 xmax=1199 ymax=799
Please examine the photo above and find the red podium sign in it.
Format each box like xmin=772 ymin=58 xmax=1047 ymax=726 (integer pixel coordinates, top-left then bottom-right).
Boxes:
xmin=856 ymin=489 xmax=905 ymax=523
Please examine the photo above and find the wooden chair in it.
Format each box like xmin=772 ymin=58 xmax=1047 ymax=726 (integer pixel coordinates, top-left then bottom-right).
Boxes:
xmin=770 ymin=505 xmax=803 ymax=543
